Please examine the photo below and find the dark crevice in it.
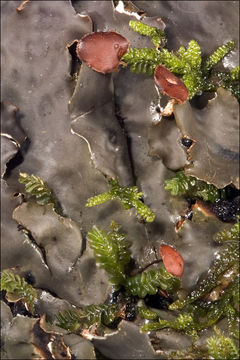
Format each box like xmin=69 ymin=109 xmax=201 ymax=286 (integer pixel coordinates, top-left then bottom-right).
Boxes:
xmin=67 ymin=40 xmax=81 ymax=78
xmin=94 ymin=347 xmax=111 ymax=360
xmin=0 ymin=290 xmax=36 ymax=318
xmin=189 ymin=91 xmax=216 ymax=109
xmin=37 ymin=287 xmax=60 ymax=299
xmin=24 ymin=271 xmax=36 ymax=285
xmin=113 ymin=92 xmax=137 ymax=185
xmin=3 ymin=137 xmax=31 ymax=180
xmin=17 ymin=225 xmax=52 ymax=275
xmin=144 ymin=292 xmax=173 ymax=310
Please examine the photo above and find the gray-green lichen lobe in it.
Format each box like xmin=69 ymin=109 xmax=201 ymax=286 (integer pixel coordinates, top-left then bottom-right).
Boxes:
xmin=174 ymin=88 xmax=240 ymax=188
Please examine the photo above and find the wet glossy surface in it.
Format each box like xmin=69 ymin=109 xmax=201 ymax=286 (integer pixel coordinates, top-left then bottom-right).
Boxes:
xmin=1 ymin=1 xmax=239 ymax=358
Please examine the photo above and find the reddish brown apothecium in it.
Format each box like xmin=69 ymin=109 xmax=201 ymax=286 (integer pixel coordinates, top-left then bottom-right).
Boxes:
xmin=76 ymin=31 xmax=129 ymax=74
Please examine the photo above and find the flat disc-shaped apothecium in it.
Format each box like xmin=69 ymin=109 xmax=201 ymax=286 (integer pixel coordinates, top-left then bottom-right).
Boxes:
xmin=154 ymin=65 xmax=188 ymax=104
xmin=159 ymin=244 xmax=184 ymax=277
xmin=76 ymin=31 xmax=129 ymax=74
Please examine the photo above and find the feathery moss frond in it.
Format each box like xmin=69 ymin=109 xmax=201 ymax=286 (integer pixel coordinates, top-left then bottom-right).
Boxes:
xmin=87 ymin=224 xmax=131 ymax=286
xmin=207 ymin=327 xmax=239 ymax=360
xmin=19 ymin=172 xmax=57 ymax=207
xmin=204 ymin=40 xmax=235 ymax=71
xmin=1 ymin=271 xmax=37 ymax=314
xmin=214 ymin=219 xmax=240 ymax=243
xmin=142 ymin=275 xmax=239 ymax=338
xmin=87 ymin=223 xmax=180 ymax=297
xmin=141 ymin=313 xmax=197 ymax=339
xmin=170 ymin=241 xmax=239 ymax=310
xmin=56 ymin=304 xmax=120 ymax=332
xmin=129 ymin=20 xmax=167 ymax=48
xmin=165 ymin=170 xmax=226 ymax=203
xmin=121 ymin=48 xmax=158 ymax=75
xmin=195 ymin=275 xmax=239 ymax=330
xmin=125 ymin=267 xmax=180 ymax=298
xmin=86 ymin=179 xmax=155 ymax=222
xmin=56 ymin=309 xmax=82 ymax=332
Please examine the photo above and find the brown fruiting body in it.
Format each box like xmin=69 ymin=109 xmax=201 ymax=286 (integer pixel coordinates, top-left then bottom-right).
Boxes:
xmin=154 ymin=65 xmax=188 ymax=104
xmin=159 ymin=244 xmax=184 ymax=277
xmin=76 ymin=31 xmax=129 ymax=74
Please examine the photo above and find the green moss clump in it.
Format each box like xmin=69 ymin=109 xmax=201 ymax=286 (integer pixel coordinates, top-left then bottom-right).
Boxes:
xmin=86 ymin=178 xmax=155 ymax=223
xmin=207 ymin=327 xmax=239 ymax=360
xmin=56 ymin=304 xmax=121 ymax=332
xmin=19 ymin=172 xmax=56 ymax=207
xmin=122 ymin=21 xmax=237 ymax=100
xmin=164 ymin=170 xmax=226 ymax=203
xmin=87 ymin=223 xmax=131 ymax=286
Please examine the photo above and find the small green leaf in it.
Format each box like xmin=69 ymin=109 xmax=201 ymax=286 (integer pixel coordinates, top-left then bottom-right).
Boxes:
xmin=138 ymin=306 xmax=158 ymax=320
xmin=129 ymin=61 xmax=156 ymax=75
xmin=86 ymin=191 xmax=113 ymax=207
xmin=183 ymin=40 xmax=202 ymax=69
xmin=141 ymin=322 xmax=163 ymax=332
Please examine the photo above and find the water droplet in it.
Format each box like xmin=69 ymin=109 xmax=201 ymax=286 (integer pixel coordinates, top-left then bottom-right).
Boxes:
xmin=114 ymin=44 xmax=119 ymax=49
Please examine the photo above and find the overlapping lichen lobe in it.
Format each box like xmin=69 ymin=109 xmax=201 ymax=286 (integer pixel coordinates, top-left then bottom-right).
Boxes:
xmin=154 ymin=65 xmax=188 ymax=104
xmin=76 ymin=31 xmax=129 ymax=74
